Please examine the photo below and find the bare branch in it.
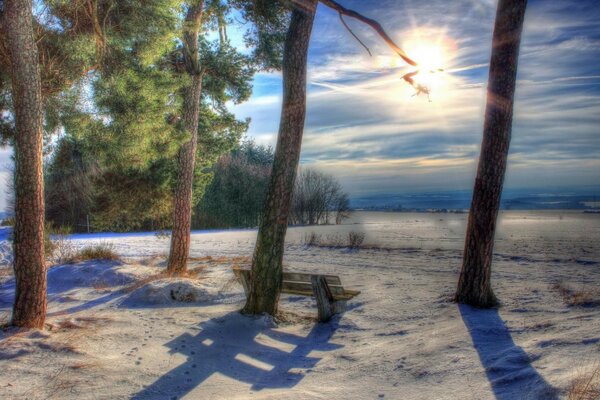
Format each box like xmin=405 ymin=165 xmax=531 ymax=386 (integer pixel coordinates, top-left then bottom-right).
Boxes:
xmin=338 ymin=13 xmax=371 ymax=57
xmin=318 ymin=0 xmax=417 ymax=67
xmin=291 ymin=0 xmax=436 ymax=98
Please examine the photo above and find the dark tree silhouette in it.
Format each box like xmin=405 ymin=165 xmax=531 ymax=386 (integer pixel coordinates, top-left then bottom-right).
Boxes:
xmin=456 ymin=0 xmax=528 ymax=308
xmin=1 ymin=0 xmax=47 ymax=328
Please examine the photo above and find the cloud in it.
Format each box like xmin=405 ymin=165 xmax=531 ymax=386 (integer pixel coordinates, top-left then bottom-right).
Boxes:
xmin=233 ymin=0 xmax=600 ymax=196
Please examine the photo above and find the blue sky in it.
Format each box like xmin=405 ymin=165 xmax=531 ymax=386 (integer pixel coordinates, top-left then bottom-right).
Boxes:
xmin=231 ymin=0 xmax=600 ymax=197
xmin=1 ymin=0 xmax=599 ymax=210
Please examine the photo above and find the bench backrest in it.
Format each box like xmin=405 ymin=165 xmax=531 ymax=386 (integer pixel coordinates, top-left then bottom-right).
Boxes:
xmin=282 ymin=272 xmax=345 ymax=296
xmin=233 ymin=267 xmax=347 ymax=296
xmin=283 ymin=272 xmax=340 ymax=285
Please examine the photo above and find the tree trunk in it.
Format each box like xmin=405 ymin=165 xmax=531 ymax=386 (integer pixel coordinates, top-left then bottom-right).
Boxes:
xmin=166 ymin=1 xmax=204 ymax=276
xmin=242 ymin=0 xmax=317 ymax=316
xmin=456 ymin=0 xmax=527 ymax=308
xmin=2 ymin=0 xmax=47 ymax=328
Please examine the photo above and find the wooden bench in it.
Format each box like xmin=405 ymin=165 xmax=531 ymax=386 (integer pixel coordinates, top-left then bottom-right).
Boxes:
xmin=233 ymin=267 xmax=360 ymax=322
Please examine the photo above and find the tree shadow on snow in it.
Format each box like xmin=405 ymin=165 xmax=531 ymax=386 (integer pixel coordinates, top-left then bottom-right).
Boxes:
xmin=459 ymin=304 xmax=559 ymax=400
xmin=131 ymin=312 xmax=343 ymax=399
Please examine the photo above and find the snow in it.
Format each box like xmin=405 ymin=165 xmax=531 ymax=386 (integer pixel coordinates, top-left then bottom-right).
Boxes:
xmin=0 ymin=211 xmax=599 ymax=399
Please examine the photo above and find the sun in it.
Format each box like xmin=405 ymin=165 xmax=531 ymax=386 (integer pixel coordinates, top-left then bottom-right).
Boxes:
xmin=409 ymin=44 xmax=445 ymax=72
xmin=405 ymin=43 xmax=445 ymax=90
xmin=402 ymin=31 xmax=453 ymax=92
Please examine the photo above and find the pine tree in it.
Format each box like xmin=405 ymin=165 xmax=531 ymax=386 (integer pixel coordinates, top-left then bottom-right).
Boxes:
xmin=0 ymin=0 xmax=183 ymax=327
xmin=166 ymin=0 xmax=254 ymax=275
xmin=456 ymin=0 xmax=527 ymax=308
xmin=1 ymin=0 xmax=47 ymax=328
xmin=242 ymin=0 xmax=318 ymax=316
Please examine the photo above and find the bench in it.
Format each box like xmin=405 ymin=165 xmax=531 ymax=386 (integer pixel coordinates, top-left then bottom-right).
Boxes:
xmin=233 ymin=266 xmax=360 ymax=322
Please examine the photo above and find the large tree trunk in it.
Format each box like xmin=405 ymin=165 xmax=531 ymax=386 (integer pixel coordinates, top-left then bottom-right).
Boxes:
xmin=456 ymin=0 xmax=527 ymax=308
xmin=242 ymin=0 xmax=317 ymax=316
xmin=166 ymin=1 xmax=204 ymax=275
xmin=2 ymin=0 xmax=47 ymax=328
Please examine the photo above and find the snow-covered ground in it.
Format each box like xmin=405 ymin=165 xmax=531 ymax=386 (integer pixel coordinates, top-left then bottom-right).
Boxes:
xmin=0 ymin=211 xmax=599 ymax=399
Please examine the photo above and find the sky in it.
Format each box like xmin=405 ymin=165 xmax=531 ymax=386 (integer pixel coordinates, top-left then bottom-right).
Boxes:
xmin=231 ymin=0 xmax=600 ymax=197
xmin=1 ymin=0 xmax=599 ymax=210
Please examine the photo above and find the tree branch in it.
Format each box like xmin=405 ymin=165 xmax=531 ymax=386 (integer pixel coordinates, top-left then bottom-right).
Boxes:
xmin=317 ymin=0 xmax=417 ymax=67
xmin=338 ymin=13 xmax=371 ymax=57
xmin=290 ymin=0 xmax=434 ymax=98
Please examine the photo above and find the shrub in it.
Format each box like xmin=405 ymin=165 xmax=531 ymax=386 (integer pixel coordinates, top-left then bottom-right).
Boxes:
xmin=348 ymin=231 xmax=366 ymax=249
xmin=303 ymin=232 xmax=321 ymax=247
xmin=67 ymin=243 xmax=120 ymax=263
xmin=302 ymin=231 xmax=366 ymax=249
xmin=49 ymin=225 xmax=75 ymax=265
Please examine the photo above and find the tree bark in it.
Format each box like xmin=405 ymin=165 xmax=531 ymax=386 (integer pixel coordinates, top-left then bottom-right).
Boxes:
xmin=166 ymin=1 xmax=204 ymax=275
xmin=456 ymin=0 xmax=527 ymax=308
xmin=242 ymin=0 xmax=317 ymax=316
xmin=1 ymin=0 xmax=47 ymax=328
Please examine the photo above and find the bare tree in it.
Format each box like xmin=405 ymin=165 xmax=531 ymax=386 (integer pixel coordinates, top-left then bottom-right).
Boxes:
xmin=1 ymin=0 xmax=47 ymax=328
xmin=291 ymin=168 xmax=349 ymax=226
xmin=334 ymin=191 xmax=350 ymax=225
xmin=456 ymin=0 xmax=527 ymax=308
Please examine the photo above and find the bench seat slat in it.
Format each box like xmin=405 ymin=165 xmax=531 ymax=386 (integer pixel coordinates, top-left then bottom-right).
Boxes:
xmin=283 ymin=272 xmax=341 ymax=286
xmin=283 ymin=289 xmax=356 ymax=301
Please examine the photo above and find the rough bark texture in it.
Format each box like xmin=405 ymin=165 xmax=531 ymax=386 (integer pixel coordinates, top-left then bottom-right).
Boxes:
xmin=456 ymin=0 xmax=527 ymax=308
xmin=166 ymin=1 xmax=204 ymax=275
xmin=2 ymin=0 xmax=48 ymax=328
xmin=242 ymin=1 xmax=317 ymax=316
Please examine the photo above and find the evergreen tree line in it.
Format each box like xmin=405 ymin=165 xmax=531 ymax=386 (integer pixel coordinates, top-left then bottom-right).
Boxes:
xmin=43 ymin=137 xmax=352 ymax=233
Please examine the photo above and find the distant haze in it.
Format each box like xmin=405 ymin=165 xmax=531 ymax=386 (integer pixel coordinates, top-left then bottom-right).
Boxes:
xmin=351 ymin=187 xmax=600 ymax=211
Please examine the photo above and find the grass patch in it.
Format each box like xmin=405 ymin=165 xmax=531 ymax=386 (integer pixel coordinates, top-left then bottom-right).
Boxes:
xmin=551 ymin=282 xmax=600 ymax=307
xmin=567 ymin=363 xmax=600 ymax=400
xmin=0 ymin=217 xmax=14 ymax=227
xmin=66 ymin=243 xmax=120 ymax=264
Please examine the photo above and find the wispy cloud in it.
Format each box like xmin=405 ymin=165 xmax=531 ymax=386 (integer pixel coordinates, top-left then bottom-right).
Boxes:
xmin=234 ymin=0 xmax=600 ymax=195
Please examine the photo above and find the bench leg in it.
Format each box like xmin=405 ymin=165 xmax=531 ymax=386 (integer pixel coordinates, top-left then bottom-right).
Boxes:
xmin=333 ymin=300 xmax=347 ymax=314
xmin=311 ymin=275 xmax=335 ymax=322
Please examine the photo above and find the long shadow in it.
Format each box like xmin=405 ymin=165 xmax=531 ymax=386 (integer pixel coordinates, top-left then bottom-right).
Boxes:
xmin=131 ymin=312 xmax=343 ymax=399
xmin=459 ymin=304 xmax=558 ymax=400
xmin=1 ymin=261 xmax=136 ymax=317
